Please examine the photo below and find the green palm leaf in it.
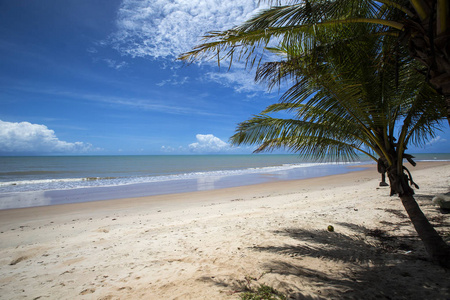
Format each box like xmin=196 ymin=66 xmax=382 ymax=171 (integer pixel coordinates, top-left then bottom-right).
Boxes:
xmin=181 ymin=0 xmax=450 ymax=269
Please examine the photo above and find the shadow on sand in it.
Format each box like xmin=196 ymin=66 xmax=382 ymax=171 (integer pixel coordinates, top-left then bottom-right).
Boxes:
xmin=204 ymin=210 xmax=449 ymax=300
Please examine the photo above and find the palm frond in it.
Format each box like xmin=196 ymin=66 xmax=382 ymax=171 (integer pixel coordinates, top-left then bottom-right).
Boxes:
xmin=182 ymin=0 xmax=443 ymax=167
xmin=230 ymin=112 xmax=374 ymax=161
xmin=178 ymin=0 xmax=407 ymax=67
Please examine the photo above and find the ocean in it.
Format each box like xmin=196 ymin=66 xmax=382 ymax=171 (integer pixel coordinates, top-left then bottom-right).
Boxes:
xmin=0 ymin=153 xmax=448 ymax=210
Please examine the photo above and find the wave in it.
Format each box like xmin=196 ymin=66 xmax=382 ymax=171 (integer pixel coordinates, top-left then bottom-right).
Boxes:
xmin=0 ymin=161 xmax=359 ymax=193
xmin=0 ymin=176 xmax=119 ymax=187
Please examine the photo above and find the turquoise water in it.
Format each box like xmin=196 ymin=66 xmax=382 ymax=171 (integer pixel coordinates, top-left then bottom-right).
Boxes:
xmin=0 ymin=153 xmax=448 ymax=209
xmin=0 ymin=155 xmax=363 ymax=192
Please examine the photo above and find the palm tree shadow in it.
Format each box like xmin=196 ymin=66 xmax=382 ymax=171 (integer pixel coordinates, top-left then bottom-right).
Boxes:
xmin=254 ymin=223 xmax=418 ymax=263
xmin=250 ymin=224 xmax=449 ymax=299
xmin=252 ymin=230 xmax=369 ymax=264
xmin=204 ymin=222 xmax=449 ymax=299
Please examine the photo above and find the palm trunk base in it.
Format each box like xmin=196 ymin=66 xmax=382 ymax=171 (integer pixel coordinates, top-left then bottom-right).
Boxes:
xmin=400 ymin=194 xmax=450 ymax=268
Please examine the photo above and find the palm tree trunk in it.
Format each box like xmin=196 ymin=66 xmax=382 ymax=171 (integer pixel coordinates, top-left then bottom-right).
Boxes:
xmin=386 ymin=164 xmax=450 ymax=267
xmin=399 ymin=193 xmax=450 ymax=268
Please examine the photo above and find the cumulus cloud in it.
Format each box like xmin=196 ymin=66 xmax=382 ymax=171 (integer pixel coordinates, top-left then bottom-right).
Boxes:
xmin=189 ymin=134 xmax=230 ymax=153
xmin=111 ymin=0 xmax=266 ymax=59
xmin=0 ymin=120 xmax=93 ymax=154
xmin=161 ymin=134 xmax=252 ymax=154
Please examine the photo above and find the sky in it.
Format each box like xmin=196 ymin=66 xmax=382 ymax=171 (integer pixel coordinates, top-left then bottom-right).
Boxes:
xmin=0 ymin=0 xmax=449 ymax=156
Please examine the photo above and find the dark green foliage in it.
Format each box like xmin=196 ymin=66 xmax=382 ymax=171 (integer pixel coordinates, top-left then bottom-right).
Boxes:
xmin=240 ymin=284 xmax=286 ymax=300
xmin=179 ymin=1 xmax=450 ymax=123
xmin=179 ymin=0 xmax=450 ymax=269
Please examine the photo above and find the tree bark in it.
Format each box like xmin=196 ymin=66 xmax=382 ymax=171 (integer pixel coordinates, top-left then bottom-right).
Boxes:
xmin=399 ymin=193 xmax=450 ymax=268
xmin=386 ymin=163 xmax=450 ymax=268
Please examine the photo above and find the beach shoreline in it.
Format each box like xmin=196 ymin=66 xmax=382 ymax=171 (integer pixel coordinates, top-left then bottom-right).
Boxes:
xmin=0 ymin=164 xmax=377 ymax=217
xmin=0 ymin=160 xmax=371 ymax=211
xmin=1 ymin=161 xmax=449 ymax=299
xmin=0 ymin=161 xmax=443 ymax=215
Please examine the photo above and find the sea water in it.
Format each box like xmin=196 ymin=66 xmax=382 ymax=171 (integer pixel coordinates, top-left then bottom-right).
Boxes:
xmin=0 ymin=154 xmax=448 ymax=209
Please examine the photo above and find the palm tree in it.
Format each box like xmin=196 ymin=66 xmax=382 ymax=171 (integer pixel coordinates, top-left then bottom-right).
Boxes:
xmin=228 ymin=31 xmax=450 ymax=267
xmin=179 ymin=0 xmax=450 ymax=124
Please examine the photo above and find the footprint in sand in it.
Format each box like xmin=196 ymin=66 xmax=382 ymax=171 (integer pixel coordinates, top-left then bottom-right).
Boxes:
xmin=9 ymin=255 xmax=28 ymax=265
xmin=96 ymin=227 xmax=110 ymax=233
xmin=9 ymin=247 xmax=47 ymax=265
xmin=80 ymin=288 xmax=95 ymax=295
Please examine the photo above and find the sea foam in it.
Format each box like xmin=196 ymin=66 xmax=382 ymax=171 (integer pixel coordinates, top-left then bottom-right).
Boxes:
xmin=0 ymin=162 xmax=356 ymax=193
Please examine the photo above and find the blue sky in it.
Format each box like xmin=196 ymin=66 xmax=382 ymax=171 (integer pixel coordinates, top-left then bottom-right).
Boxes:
xmin=1 ymin=0 xmax=449 ymax=155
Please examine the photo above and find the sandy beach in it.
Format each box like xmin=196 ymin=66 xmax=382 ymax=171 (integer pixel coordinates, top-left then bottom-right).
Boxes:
xmin=1 ymin=162 xmax=449 ymax=299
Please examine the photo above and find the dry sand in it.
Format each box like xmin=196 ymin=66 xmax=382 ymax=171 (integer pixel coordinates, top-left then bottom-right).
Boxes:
xmin=0 ymin=162 xmax=449 ymax=299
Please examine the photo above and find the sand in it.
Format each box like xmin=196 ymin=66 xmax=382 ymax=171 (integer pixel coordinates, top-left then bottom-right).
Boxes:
xmin=0 ymin=162 xmax=449 ymax=299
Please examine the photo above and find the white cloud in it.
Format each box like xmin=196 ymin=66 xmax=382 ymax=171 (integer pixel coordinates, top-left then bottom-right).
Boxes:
xmin=162 ymin=134 xmax=253 ymax=154
xmin=0 ymin=120 xmax=93 ymax=154
xmin=19 ymin=87 xmax=222 ymax=117
xmin=103 ymin=58 xmax=127 ymax=69
xmin=206 ymin=68 xmax=266 ymax=93
xmin=111 ymin=0 xmax=265 ymax=59
xmin=156 ymin=75 xmax=189 ymax=87
xmin=189 ymin=134 xmax=230 ymax=153
xmin=109 ymin=0 xmax=277 ymax=93
xmin=426 ymin=136 xmax=447 ymax=145
xmin=161 ymin=145 xmax=176 ymax=152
